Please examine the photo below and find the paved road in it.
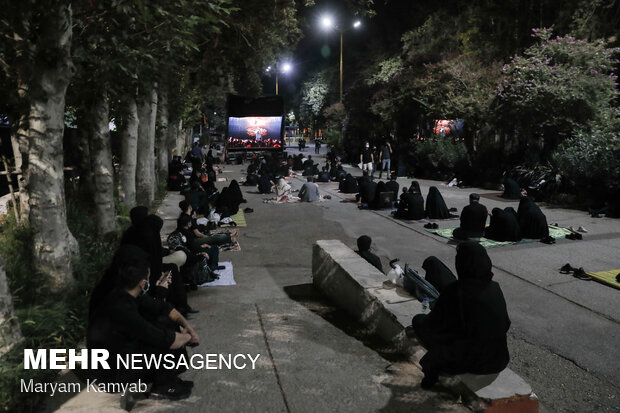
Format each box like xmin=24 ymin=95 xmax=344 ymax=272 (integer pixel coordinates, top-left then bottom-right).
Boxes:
xmin=48 ymin=148 xmax=619 ymax=412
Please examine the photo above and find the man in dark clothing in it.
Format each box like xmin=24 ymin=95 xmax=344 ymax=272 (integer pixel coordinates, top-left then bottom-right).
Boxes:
xmin=176 ymin=214 xmax=223 ymax=271
xmin=378 ymin=141 xmax=392 ymax=179
xmin=412 ymin=242 xmax=510 ymax=389
xmin=317 ymin=167 xmax=330 ymax=182
xmin=356 ymin=235 xmax=383 ymax=273
xmin=88 ymin=263 xmax=198 ymax=399
xmin=385 ymin=176 xmax=399 ymax=199
xmin=356 ymin=172 xmax=377 ymax=205
xmin=360 ymin=142 xmax=374 ymax=174
xmin=453 ymin=193 xmax=488 ymax=240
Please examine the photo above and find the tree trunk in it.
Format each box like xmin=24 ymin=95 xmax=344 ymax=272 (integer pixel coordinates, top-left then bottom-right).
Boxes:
xmin=24 ymin=3 xmax=78 ymax=292
xmin=87 ymin=91 xmax=116 ymax=235
xmin=12 ymin=112 xmax=30 ymax=221
xmin=136 ymin=84 xmax=156 ymax=206
xmin=76 ymin=120 xmax=94 ymax=196
xmin=156 ymin=91 xmax=169 ymax=186
xmin=0 ymin=255 xmax=22 ymax=357
xmin=149 ymin=86 xmax=158 ymax=195
xmin=119 ymin=96 xmax=139 ymax=208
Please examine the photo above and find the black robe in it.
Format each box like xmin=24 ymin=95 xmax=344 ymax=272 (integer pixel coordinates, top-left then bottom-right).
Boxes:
xmin=317 ymin=171 xmax=330 ymax=182
xmin=258 ymin=174 xmax=272 ymax=194
xmin=370 ymin=182 xmax=388 ymax=209
xmin=425 ymin=186 xmax=451 ymax=219
xmin=395 ymin=192 xmax=425 ymax=220
xmin=339 ymin=174 xmax=359 ymax=193
xmin=455 ymin=202 xmax=488 ymax=238
xmin=359 ymin=179 xmax=377 ymax=205
xmin=422 ymin=256 xmax=457 ymax=293
xmin=292 ymin=155 xmax=304 ymax=171
xmin=216 ymin=187 xmax=239 ymax=216
xmin=501 ymin=178 xmax=521 ymax=199
xmin=229 ymin=179 xmax=244 ymax=205
xmin=357 ymin=250 xmax=383 ymax=273
xmin=517 ymin=197 xmax=549 ymax=239
xmin=485 ymin=208 xmax=522 ymax=242
xmin=385 ymin=180 xmax=399 ymax=199
xmin=412 ymin=242 xmax=510 ymax=376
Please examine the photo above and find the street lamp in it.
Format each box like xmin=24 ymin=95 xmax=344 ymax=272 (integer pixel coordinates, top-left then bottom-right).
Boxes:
xmin=319 ymin=14 xmax=361 ymax=102
xmin=266 ymin=62 xmax=293 ymax=95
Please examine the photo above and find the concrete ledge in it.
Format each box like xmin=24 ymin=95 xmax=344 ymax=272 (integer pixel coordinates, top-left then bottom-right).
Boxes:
xmin=312 ymin=240 xmax=538 ymax=413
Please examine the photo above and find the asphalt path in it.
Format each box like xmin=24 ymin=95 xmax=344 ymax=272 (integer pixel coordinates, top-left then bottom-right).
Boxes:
xmin=283 ymin=147 xmax=619 ymax=413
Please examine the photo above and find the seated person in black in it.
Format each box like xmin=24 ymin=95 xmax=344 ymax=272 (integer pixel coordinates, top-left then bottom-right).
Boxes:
xmin=425 ymin=186 xmax=451 ymax=219
xmin=412 ymin=242 xmax=510 ymax=389
xmin=356 ymin=172 xmax=377 ymax=205
xmin=501 ymin=177 xmax=521 ymax=200
xmin=394 ymin=187 xmax=425 ymax=220
xmin=178 ymin=201 xmax=238 ymax=246
xmin=421 ymin=256 xmax=457 ymax=294
xmin=356 ymin=235 xmax=383 ymax=273
xmin=369 ymin=181 xmax=388 ymax=210
xmin=453 ymin=193 xmax=487 ymax=240
xmin=517 ymin=195 xmax=549 ymax=239
xmin=257 ymin=172 xmax=273 ymax=194
xmin=215 ymin=187 xmax=239 ymax=217
xmin=385 ymin=176 xmax=399 ymax=199
xmin=292 ymin=154 xmax=304 ymax=171
xmin=339 ymin=173 xmax=359 ymax=193
xmin=169 ymin=215 xmax=223 ymax=274
xmin=87 ymin=263 xmax=198 ymax=399
xmin=317 ymin=167 xmax=330 ymax=182
xmin=485 ymin=207 xmax=522 ymax=242
xmin=303 ymin=155 xmax=314 ymax=169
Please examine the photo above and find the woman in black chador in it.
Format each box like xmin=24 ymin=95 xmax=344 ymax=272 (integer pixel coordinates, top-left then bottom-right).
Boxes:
xmin=421 ymin=256 xmax=457 ymax=293
xmin=501 ymin=178 xmax=521 ymax=199
xmin=425 ymin=186 xmax=451 ymax=219
xmin=411 ymin=242 xmax=511 ymax=389
xmin=485 ymin=208 xmax=522 ymax=242
xmin=517 ymin=196 xmax=549 ymax=239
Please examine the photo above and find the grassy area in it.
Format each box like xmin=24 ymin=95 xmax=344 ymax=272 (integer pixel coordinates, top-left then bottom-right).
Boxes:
xmin=0 ymin=188 xmax=131 ymax=412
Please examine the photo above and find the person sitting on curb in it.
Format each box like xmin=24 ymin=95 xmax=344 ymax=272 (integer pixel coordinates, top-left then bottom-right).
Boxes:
xmin=355 ymin=235 xmax=383 ymax=273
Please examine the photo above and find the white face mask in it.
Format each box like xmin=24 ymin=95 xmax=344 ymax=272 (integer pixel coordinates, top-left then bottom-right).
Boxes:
xmin=365 ymin=145 xmax=369 ymax=148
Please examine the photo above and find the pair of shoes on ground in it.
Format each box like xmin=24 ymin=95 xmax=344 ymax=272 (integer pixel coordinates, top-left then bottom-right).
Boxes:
xmin=243 ymin=207 xmax=254 ymax=213
xmin=149 ymin=378 xmax=193 ymax=401
xmin=424 ymin=223 xmax=438 ymax=229
xmin=560 ymin=263 xmax=592 ymax=280
xmin=541 ymin=235 xmax=556 ymax=244
xmin=565 ymin=232 xmax=583 ymax=240
xmin=568 ymin=226 xmax=588 ymax=233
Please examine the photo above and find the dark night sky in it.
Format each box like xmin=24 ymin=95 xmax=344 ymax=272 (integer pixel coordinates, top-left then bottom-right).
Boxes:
xmin=261 ymin=1 xmax=421 ymax=108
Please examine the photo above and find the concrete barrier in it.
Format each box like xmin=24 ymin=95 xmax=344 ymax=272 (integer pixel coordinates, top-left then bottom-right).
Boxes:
xmin=312 ymin=240 xmax=538 ymax=413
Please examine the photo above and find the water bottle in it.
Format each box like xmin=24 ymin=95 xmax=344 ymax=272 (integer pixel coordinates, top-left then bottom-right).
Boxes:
xmin=422 ymin=297 xmax=430 ymax=314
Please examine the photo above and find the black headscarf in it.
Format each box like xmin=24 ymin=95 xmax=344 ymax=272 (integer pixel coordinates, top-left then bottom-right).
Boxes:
xmin=501 ymin=178 xmax=521 ymax=199
xmin=455 ymin=241 xmax=493 ymax=283
xmin=485 ymin=208 xmax=522 ymax=242
xmin=410 ymin=181 xmax=421 ymax=194
xmin=425 ymin=186 xmax=450 ymax=219
xmin=422 ymin=256 xmax=457 ymax=293
xmin=517 ymin=196 xmax=549 ymax=239
xmin=129 ymin=206 xmax=148 ymax=226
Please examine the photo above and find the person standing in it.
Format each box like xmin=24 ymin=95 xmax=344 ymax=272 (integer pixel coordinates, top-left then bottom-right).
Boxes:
xmin=379 ymin=141 xmax=392 ymax=179
xmin=371 ymin=145 xmax=380 ymax=178
xmin=314 ymin=138 xmax=321 ymax=154
xmin=360 ymin=142 xmax=374 ymax=175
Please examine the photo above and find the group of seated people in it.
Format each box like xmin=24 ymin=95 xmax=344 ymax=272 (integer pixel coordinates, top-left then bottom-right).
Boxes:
xmin=454 ymin=191 xmax=552 ymax=242
xmin=354 ymin=235 xmax=510 ymax=390
xmin=393 ymin=182 xmax=457 ymax=220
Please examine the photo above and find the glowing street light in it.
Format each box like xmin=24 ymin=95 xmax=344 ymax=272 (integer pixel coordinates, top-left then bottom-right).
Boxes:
xmin=319 ymin=14 xmax=362 ymax=102
xmin=281 ymin=62 xmax=292 ymax=74
xmin=321 ymin=16 xmax=334 ymax=30
xmin=266 ymin=62 xmax=293 ymax=95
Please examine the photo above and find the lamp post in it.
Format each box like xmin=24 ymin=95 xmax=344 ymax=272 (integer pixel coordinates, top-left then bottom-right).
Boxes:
xmin=321 ymin=16 xmax=361 ymax=102
xmin=266 ymin=62 xmax=292 ymax=95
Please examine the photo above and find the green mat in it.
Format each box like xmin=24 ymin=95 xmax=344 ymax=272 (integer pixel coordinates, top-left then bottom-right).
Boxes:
xmin=221 ymin=210 xmax=247 ymax=227
xmin=426 ymin=225 xmax=573 ymax=248
xmin=586 ymin=269 xmax=620 ymax=290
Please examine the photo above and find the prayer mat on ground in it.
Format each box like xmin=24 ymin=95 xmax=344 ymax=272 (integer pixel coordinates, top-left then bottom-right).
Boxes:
xmin=220 ymin=210 xmax=246 ymax=227
xmin=217 ymin=177 xmax=228 ymax=182
xmin=586 ymin=269 xmax=620 ymax=290
xmin=199 ymin=261 xmax=235 ymax=287
xmin=426 ymin=225 xmax=572 ymax=248
xmin=340 ymin=198 xmax=359 ymax=203
xmin=479 ymin=192 xmax=519 ymax=203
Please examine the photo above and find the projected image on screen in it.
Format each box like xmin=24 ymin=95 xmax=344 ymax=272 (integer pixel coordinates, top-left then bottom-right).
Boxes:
xmin=227 ymin=116 xmax=282 ymax=148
